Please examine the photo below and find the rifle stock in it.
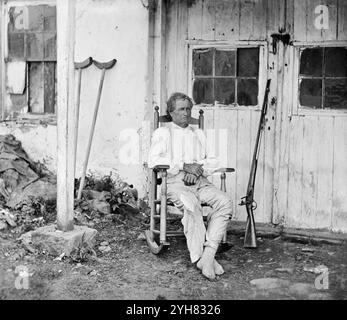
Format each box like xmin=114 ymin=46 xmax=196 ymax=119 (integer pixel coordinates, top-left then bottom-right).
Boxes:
xmin=240 ymin=79 xmax=271 ymax=249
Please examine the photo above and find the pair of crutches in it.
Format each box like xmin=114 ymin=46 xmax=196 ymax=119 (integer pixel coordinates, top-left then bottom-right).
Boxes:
xmin=74 ymin=57 xmax=117 ymax=200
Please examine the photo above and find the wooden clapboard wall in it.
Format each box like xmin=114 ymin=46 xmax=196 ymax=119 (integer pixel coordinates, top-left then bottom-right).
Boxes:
xmin=275 ymin=0 xmax=347 ymax=232
xmin=161 ymin=0 xmax=347 ymax=232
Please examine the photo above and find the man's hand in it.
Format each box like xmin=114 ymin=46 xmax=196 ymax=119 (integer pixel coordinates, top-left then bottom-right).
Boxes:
xmin=183 ymin=163 xmax=204 ymax=177
xmin=183 ymin=173 xmax=197 ymax=186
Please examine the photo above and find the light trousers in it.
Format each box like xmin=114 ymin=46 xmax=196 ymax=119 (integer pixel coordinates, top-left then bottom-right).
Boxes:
xmin=166 ymin=171 xmax=233 ymax=263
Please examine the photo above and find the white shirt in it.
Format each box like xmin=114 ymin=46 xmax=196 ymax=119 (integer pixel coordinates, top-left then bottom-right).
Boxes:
xmin=148 ymin=122 xmax=220 ymax=177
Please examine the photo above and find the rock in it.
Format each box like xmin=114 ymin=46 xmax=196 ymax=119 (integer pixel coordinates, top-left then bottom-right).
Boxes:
xmin=0 ymin=209 xmax=17 ymax=227
xmin=0 ymin=220 xmax=8 ymax=230
xmin=275 ymin=267 xmax=294 ymax=274
xmin=250 ymin=278 xmax=290 ymax=290
xmin=7 ymin=180 xmax=57 ymax=209
xmin=88 ymin=199 xmax=111 ymax=215
xmin=30 ymin=224 xmax=97 ymax=256
xmin=302 ymin=247 xmax=315 ymax=253
xmin=98 ymin=245 xmax=111 ymax=253
xmin=89 ymin=270 xmax=97 ymax=276
xmin=83 ymin=190 xmax=111 ymax=202
xmin=100 ymin=241 xmax=109 ymax=246
xmin=137 ymin=233 xmax=146 ymax=240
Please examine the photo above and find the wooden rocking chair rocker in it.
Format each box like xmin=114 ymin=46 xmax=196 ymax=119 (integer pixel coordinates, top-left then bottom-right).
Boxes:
xmin=145 ymin=106 xmax=235 ymax=255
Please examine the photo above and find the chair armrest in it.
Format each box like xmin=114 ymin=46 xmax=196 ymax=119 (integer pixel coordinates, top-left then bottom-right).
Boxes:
xmin=214 ymin=168 xmax=235 ymax=173
xmin=153 ymin=165 xmax=170 ymax=172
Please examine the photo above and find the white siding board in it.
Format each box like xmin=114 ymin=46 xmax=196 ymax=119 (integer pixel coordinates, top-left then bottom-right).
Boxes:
xmin=301 ymin=116 xmax=319 ymax=228
xmin=315 ymin=116 xmax=334 ymax=229
xmin=332 ymin=117 xmax=347 ymax=232
xmin=287 ymin=116 xmax=304 ymax=227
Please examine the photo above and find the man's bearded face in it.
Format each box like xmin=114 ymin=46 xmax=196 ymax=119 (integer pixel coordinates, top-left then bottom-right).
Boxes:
xmin=170 ymin=99 xmax=192 ymax=128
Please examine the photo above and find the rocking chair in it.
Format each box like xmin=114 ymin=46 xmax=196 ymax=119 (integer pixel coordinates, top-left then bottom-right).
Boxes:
xmin=145 ymin=106 xmax=235 ymax=254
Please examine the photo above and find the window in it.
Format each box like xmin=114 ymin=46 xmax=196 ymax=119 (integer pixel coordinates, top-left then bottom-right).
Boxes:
xmin=7 ymin=5 xmax=56 ymax=114
xmin=192 ymin=47 xmax=259 ymax=106
xmin=299 ymin=47 xmax=347 ymax=109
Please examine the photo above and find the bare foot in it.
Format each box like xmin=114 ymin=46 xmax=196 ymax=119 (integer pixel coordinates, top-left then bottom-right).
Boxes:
xmin=196 ymin=247 xmax=217 ymax=280
xmin=214 ymin=260 xmax=224 ymax=275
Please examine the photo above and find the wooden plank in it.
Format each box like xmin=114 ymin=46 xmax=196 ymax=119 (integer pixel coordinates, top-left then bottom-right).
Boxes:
xmin=235 ymin=109 xmax=252 ymax=221
xmin=0 ymin=1 xmax=4 ymax=119
xmin=175 ymin=0 xmax=188 ymax=93
xmin=239 ymin=0 xmax=253 ymax=40
xmin=338 ymin=0 xmax=347 ymax=40
xmin=332 ymin=117 xmax=347 ymax=232
xmin=306 ymin=0 xmax=338 ymax=41
xmin=252 ymin=0 xmax=267 ymax=40
xmin=273 ymin=46 xmax=294 ymax=225
xmin=293 ymin=0 xmax=307 ymax=41
xmin=188 ymin=0 xmax=203 ymax=40
xmin=315 ymin=117 xmax=334 ymax=229
xmin=214 ymin=0 xmax=239 ymax=41
xmin=201 ymin=0 xmax=215 ymax=40
xmin=165 ymin=0 xmax=178 ymax=98
xmin=301 ymin=116 xmax=319 ymax=228
xmin=287 ymin=116 xmax=304 ymax=228
xmin=285 ymin=0 xmax=295 ymax=36
xmin=56 ymin=0 xmax=76 ymax=231
xmin=152 ymin=0 xmax=166 ymax=108
xmin=250 ymin=109 xmax=266 ymax=223
xmin=321 ymin=0 xmax=338 ymax=41
xmin=266 ymin=0 xmax=285 ymax=44
xmin=306 ymin=0 xmax=325 ymax=41
xmin=214 ymin=108 xmax=238 ymax=215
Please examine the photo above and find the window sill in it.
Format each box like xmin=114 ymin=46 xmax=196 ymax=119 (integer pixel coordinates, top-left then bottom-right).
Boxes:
xmin=1 ymin=113 xmax=57 ymax=126
xmin=193 ymin=104 xmax=261 ymax=111
xmin=295 ymin=107 xmax=347 ymax=117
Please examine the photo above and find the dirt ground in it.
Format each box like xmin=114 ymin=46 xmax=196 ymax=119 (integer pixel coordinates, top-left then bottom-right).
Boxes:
xmin=0 ymin=215 xmax=346 ymax=300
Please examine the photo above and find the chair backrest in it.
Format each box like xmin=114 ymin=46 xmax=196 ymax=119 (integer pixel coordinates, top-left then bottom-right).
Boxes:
xmin=153 ymin=106 xmax=204 ymax=130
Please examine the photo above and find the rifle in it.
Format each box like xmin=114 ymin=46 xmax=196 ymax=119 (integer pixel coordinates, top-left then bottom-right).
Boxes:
xmin=239 ymin=79 xmax=271 ymax=248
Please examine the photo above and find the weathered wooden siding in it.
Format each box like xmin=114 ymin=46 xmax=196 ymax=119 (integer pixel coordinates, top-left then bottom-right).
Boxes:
xmin=162 ymin=0 xmax=347 ymax=231
xmin=292 ymin=0 xmax=347 ymax=41
xmin=274 ymin=0 xmax=347 ymax=232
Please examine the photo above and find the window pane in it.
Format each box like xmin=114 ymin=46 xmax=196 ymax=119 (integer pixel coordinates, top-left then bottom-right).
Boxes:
xmin=26 ymin=33 xmax=44 ymax=60
xmin=44 ymin=33 xmax=56 ymax=60
xmin=215 ymin=78 xmax=235 ymax=104
xmin=299 ymin=79 xmax=322 ymax=108
xmin=237 ymin=79 xmax=258 ymax=106
xmin=300 ymin=48 xmax=323 ymax=76
xmin=215 ymin=50 xmax=235 ymax=76
xmin=325 ymin=79 xmax=347 ymax=109
xmin=29 ymin=62 xmax=44 ymax=113
xmin=28 ymin=6 xmax=44 ymax=31
xmin=8 ymin=33 xmax=25 ymax=58
xmin=237 ymin=48 xmax=259 ymax=77
xmin=8 ymin=7 xmax=27 ymax=32
xmin=193 ymin=49 xmax=213 ymax=76
xmin=44 ymin=62 xmax=56 ymax=113
xmin=43 ymin=5 xmax=56 ymax=31
xmin=193 ymin=78 xmax=213 ymax=104
xmin=325 ymin=47 xmax=347 ymax=77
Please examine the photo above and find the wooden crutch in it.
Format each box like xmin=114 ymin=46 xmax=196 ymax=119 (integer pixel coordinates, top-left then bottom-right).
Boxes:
xmin=77 ymin=58 xmax=117 ymax=200
xmin=74 ymin=57 xmax=93 ymax=176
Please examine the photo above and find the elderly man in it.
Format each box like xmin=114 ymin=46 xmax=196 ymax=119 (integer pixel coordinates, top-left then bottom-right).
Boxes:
xmin=148 ymin=92 xmax=233 ymax=280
